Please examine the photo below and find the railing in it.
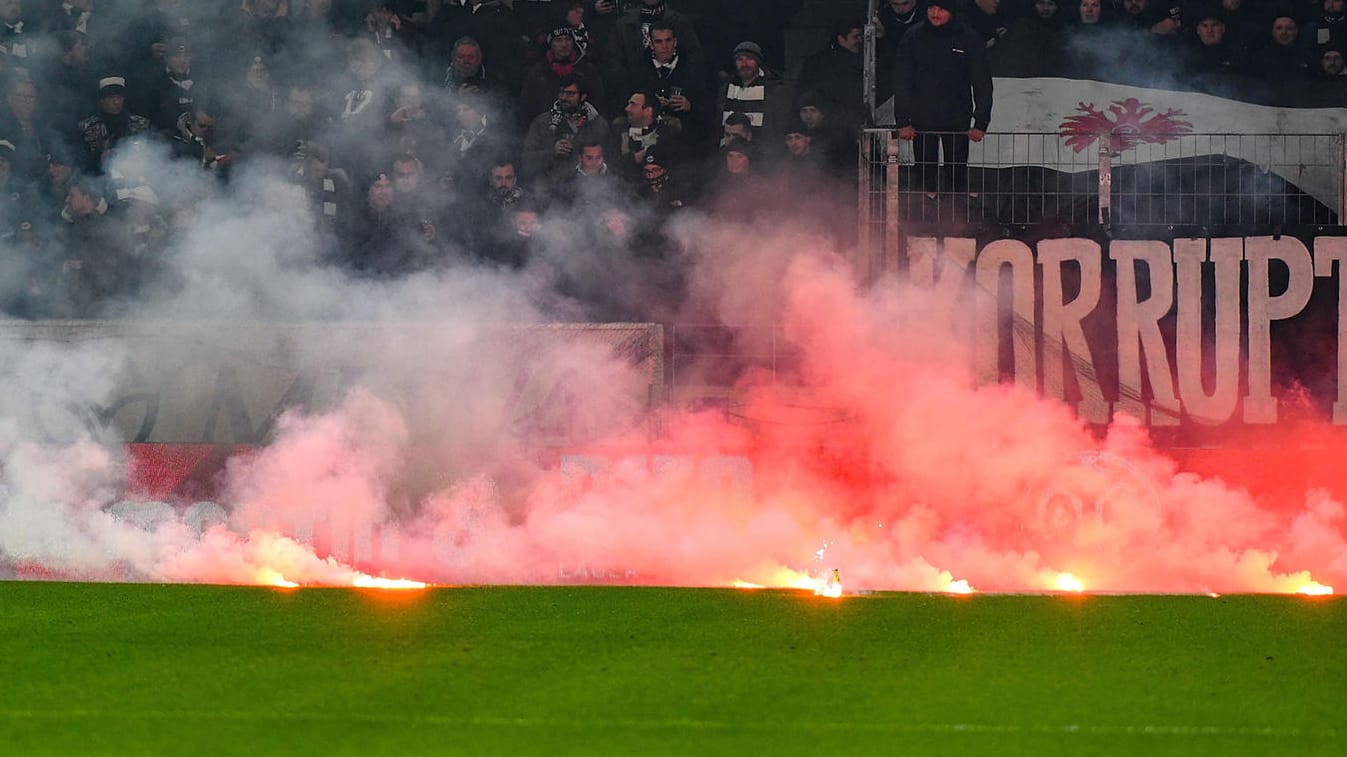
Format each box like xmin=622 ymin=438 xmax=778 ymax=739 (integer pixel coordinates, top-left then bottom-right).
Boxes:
xmin=858 ymin=129 xmax=1347 ymax=276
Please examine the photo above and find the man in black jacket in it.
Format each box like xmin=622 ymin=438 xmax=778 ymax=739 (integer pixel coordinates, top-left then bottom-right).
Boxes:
xmin=892 ymin=0 xmax=992 ymax=197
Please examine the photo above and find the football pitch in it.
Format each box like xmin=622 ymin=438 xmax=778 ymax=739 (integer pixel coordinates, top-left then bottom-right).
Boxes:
xmin=0 ymin=583 xmax=1342 ymax=756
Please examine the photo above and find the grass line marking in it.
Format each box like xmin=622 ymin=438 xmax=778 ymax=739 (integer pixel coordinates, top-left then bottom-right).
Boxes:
xmin=0 ymin=709 xmax=1337 ymax=738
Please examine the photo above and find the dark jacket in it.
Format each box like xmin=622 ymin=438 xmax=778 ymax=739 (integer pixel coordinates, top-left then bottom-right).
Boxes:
xmin=892 ymin=20 xmax=992 ymax=131
xmin=603 ymin=5 xmax=705 ymax=102
xmin=797 ymin=42 xmax=865 ymax=129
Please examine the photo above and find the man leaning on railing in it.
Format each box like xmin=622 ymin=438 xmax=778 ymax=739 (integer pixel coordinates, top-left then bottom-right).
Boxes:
xmin=891 ymin=0 xmax=993 ymax=198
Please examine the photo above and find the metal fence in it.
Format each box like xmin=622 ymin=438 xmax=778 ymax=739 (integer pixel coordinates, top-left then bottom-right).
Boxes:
xmin=858 ymin=129 xmax=1347 ymax=276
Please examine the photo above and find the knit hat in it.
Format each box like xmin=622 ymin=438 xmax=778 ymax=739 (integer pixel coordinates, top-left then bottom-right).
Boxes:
xmin=926 ymin=0 xmax=956 ymax=12
xmin=547 ymin=27 xmax=577 ymax=43
xmin=98 ymin=76 xmax=127 ymax=97
xmin=732 ymin=41 xmax=763 ymax=63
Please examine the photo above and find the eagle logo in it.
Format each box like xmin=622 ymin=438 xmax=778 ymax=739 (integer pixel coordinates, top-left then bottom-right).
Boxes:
xmin=1058 ymin=97 xmax=1194 ymax=154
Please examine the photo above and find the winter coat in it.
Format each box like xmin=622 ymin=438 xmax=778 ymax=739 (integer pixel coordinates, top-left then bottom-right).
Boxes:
xmin=892 ymin=20 xmax=992 ymax=131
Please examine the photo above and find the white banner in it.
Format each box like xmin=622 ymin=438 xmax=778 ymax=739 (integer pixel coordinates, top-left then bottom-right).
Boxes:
xmin=879 ymin=77 xmax=1347 ymax=207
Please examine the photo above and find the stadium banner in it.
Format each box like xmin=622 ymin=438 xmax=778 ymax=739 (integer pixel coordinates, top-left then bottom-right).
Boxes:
xmin=0 ymin=320 xmax=664 ymax=448
xmin=878 ymin=77 xmax=1347 ymax=207
xmin=908 ymin=234 xmax=1347 ymax=437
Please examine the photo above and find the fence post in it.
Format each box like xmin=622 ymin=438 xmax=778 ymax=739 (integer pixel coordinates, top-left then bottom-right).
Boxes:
xmin=858 ymin=132 xmax=873 ymax=278
xmin=1097 ymin=133 xmax=1113 ymax=227
xmin=863 ymin=0 xmax=878 ymax=124
xmin=885 ymin=132 xmax=901 ymax=277
xmin=1338 ymin=133 xmax=1346 ymax=224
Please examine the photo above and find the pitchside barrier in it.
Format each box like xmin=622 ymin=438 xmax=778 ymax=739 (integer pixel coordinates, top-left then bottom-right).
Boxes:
xmin=857 ymin=129 xmax=1347 ymax=279
xmin=0 ymin=320 xmax=664 ymax=499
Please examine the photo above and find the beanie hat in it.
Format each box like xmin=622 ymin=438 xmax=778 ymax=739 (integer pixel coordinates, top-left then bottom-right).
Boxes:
xmin=98 ymin=76 xmax=127 ymax=97
xmin=733 ymin=41 xmax=764 ymax=63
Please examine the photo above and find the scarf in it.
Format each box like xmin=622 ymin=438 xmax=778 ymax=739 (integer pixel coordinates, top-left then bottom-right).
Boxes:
xmin=546 ymin=51 xmax=576 ymax=78
xmin=455 ymin=116 xmax=488 ymax=153
xmin=548 ymin=100 xmax=598 ymax=136
xmin=567 ymin=23 xmax=590 ymax=59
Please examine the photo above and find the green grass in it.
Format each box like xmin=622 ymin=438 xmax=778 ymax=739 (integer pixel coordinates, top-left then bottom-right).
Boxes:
xmin=0 ymin=584 xmax=1343 ymax=756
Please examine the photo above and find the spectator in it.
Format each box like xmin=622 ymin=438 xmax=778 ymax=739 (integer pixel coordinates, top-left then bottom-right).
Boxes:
xmin=878 ymin=0 xmax=926 ymax=55
xmin=104 ymin=138 xmax=168 ymax=261
xmin=441 ymin=36 xmax=509 ymax=105
xmin=551 ymin=139 xmax=620 ymax=211
xmin=1059 ymin=0 xmax=1114 ymax=77
xmin=430 ymin=0 xmax=525 ymax=91
xmin=36 ymin=30 xmax=92 ymax=132
xmin=56 ymin=175 xmax=136 ymax=317
xmin=990 ymin=0 xmax=1065 ymax=77
xmin=1315 ymin=41 xmax=1347 ymax=76
xmin=1303 ymin=0 xmax=1347 ymax=50
xmin=237 ymin=55 xmax=279 ymax=121
xmin=141 ymin=36 xmax=200 ymax=134
xmin=520 ymin=26 xmax=605 ymax=124
xmin=34 ymin=146 xmax=76 ymax=229
xmin=0 ymin=138 xmax=24 ymax=233
xmin=1249 ymin=14 xmax=1312 ymax=79
xmin=346 ymin=170 xmax=439 ymax=276
xmin=76 ymin=75 xmax=152 ymax=174
xmin=0 ymin=77 xmax=54 ymax=183
xmin=235 ymin=0 xmax=294 ymax=59
xmin=633 ymin=144 xmax=691 ymax=214
xmin=0 ymin=0 xmax=35 ymax=72
xmin=48 ymin=0 xmax=100 ymax=37
xmin=251 ymin=80 xmax=324 ymax=159
xmin=170 ymin=102 xmax=235 ymax=175
xmin=1213 ymin=0 xmax=1259 ymax=57
xmin=779 ymin=118 xmax=823 ymax=175
xmin=1116 ymin=0 xmax=1183 ymax=35
xmin=557 ymin=1 xmax=593 ymax=61
xmin=719 ymin=110 xmax=753 ymax=148
xmin=794 ymin=92 xmax=853 ymax=179
xmin=385 ymin=81 xmax=449 ymax=176
xmin=360 ymin=3 xmax=418 ymax=64
xmin=292 ymin=141 xmax=354 ymax=252
xmin=613 ymin=85 xmax=682 ymax=180
xmin=966 ymin=0 xmax=1010 ymax=50
xmin=604 ymin=0 xmax=704 ymax=104
xmin=389 ymin=153 xmax=445 ymax=244
xmin=466 ymin=155 xmax=527 ymax=250
xmin=892 ymin=0 xmax=992 ymax=197
xmin=1186 ymin=7 xmax=1239 ymax=76
xmin=521 ymin=73 xmax=610 ymax=186
xmin=446 ymin=93 xmax=515 ymax=189
xmin=715 ymin=40 xmax=790 ymax=142
xmin=335 ymin=38 xmax=392 ymax=129
xmin=633 ymin=18 xmax=710 ymax=142
xmin=796 ymin=17 xmax=866 ymax=130
xmin=482 ymin=200 xmax=540 ymax=268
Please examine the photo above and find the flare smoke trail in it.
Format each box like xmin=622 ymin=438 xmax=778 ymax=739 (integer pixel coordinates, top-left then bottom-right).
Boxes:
xmin=1 ymin=188 xmax=1344 ymax=592
xmin=0 ymin=3 xmax=1342 ymax=593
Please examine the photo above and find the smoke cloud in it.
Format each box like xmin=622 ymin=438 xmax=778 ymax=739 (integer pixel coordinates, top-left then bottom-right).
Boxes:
xmin=0 ymin=2 xmax=1342 ymax=595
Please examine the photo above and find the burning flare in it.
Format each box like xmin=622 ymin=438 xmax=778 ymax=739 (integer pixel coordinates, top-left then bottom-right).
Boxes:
xmin=1053 ymin=572 xmax=1086 ymax=593
xmin=1295 ymin=581 xmax=1334 ymax=596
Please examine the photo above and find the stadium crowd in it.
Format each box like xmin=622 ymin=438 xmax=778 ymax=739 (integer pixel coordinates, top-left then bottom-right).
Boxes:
xmin=0 ymin=0 xmax=1343 ymax=320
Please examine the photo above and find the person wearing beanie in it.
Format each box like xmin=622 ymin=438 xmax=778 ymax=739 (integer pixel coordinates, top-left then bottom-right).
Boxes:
xmin=716 ymin=38 xmax=792 ymax=143
xmin=892 ymin=0 xmax=993 ymax=197
xmin=76 ymin=76 xmax=153 ymax=174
